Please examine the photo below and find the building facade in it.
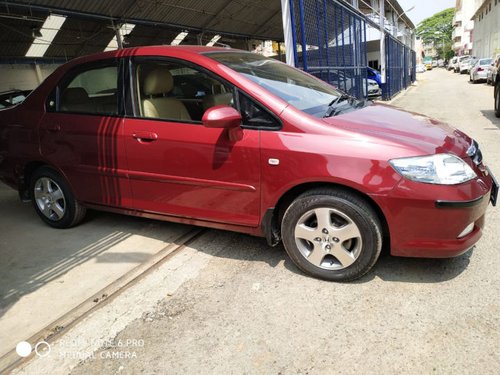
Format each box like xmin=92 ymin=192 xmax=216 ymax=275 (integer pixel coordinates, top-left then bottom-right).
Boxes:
xmin=472 ymin=0 xmax=500 ymax=58
xmin=453 ymin=0 xmax=484 ymax=55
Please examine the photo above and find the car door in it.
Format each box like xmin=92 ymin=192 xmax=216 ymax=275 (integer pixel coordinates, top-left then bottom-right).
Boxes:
xmin=122 ymin=58 xmax=264 ymax=227
xmin=39 ymin=59 xmax=133 ymax=208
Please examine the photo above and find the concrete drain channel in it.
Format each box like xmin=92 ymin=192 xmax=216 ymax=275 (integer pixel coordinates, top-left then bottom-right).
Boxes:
xmin=0 ymin=227 xmax=206 ymax=373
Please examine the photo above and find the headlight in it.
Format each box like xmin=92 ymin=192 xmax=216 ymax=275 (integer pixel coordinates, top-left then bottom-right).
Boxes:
xmin=389 ymin=154 xmax=477 ymax=185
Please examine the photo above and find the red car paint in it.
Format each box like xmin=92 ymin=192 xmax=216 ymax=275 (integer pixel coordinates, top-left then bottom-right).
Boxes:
xmin=0 ymin=46 xmax=495 ymax=258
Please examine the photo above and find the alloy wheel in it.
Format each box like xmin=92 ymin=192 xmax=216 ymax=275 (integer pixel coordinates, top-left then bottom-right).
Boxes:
xmin=294 ymin=207 xmax=362 ymax=270
xmin=34 ymin=177 xmax=66 ymax=221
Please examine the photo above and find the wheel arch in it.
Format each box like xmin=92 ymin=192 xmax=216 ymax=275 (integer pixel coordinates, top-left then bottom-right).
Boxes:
xmin=19 ymin=161 xmax=74 ymax=201
xmin=18 ymin=161 xmax=47 ymax=201
xmin=263 ymin=182 xmax=390 ymax=252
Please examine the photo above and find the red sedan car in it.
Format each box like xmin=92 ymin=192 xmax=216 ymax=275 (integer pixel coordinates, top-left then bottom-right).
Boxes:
xmin=0 ymin=46 xmax=497 ymax=281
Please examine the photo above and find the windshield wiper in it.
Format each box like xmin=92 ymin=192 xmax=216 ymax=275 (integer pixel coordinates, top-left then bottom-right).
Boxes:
xmin=324 ymin=94 xmax=355 ymax=118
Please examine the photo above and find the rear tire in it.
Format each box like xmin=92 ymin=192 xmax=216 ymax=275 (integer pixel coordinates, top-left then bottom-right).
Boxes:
xmin=281 ymin=188 xmax=382 ymax=282
xmin=31 ymin=167 xmax=86 ymax=228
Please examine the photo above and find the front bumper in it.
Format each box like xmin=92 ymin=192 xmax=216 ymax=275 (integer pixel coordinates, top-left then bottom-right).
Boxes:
xmin=371 ymin=166 xmax=495 ymax=258
xmin=368 ymin=88 xmax=382 ymax=98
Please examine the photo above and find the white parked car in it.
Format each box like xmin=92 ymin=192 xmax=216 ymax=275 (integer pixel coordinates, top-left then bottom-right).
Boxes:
xmin=448 ymin=57 xmax=458 ymax=71
xmin=455 ymin=56 xmax=470 ymax=73
xmin=459 ymin=57 xmax=474 ymax=74
xmin=470 ymin=58 xmax=493 ymax=83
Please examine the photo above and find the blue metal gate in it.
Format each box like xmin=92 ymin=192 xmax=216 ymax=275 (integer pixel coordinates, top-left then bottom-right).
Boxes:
xmin=382 ymin=33 xmax=416 ymax=100
xmin=289 ymin=0 xmax=368 ymax=99
xmin=289 ymin=0 xmax=417 ymax=101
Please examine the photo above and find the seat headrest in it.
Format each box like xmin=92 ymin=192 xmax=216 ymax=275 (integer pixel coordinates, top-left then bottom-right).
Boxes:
xmin=202 ymin=93 xmax=233 ymax=110
xmin=62 ymin=87 xmax=89 ymax=104
xmin=143 ymin=67 xmax=174 ymax=96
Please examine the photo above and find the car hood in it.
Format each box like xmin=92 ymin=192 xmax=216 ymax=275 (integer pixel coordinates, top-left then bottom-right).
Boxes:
xmin=321 ymin=103 xmax=471 ymax=157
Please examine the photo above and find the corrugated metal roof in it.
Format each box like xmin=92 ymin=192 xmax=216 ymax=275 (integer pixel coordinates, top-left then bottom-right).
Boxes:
xmin=44 ymin=17 xmax=116 ymax=59
xmin=0 ymin=0 xmax=283 ymax=59
xmin=6 ymin=0 xmax=284 ymax=39
xmin=0 ymin=0 xmax=413 ymax=59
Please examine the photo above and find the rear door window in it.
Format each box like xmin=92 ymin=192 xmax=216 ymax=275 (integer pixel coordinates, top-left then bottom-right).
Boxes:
xmin=58 ymin=63 xmax=119 ymax=115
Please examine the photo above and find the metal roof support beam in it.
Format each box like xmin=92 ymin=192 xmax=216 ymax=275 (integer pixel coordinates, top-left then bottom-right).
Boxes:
xmin=115 ymin=25 xmax=123 ymax=49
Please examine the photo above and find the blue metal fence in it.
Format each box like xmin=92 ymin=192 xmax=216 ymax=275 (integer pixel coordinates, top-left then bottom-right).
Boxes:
xmin=290 ymin=0 xmax=368 ymax=99
xmin=383 ymin=33 xmax=415 ymax=100
xmin=289 ymin=0 xmax=416 ymax=101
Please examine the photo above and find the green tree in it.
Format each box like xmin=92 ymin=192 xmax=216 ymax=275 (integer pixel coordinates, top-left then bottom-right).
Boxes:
xmin=416 ymin=8 xmax=455 ymax=59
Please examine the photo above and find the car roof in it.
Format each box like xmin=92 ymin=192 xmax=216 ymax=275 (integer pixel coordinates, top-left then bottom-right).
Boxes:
xmin=69 ymin=45 xmax=241 ymax=64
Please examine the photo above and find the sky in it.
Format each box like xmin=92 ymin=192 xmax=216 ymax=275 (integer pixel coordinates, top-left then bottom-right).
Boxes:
xmin=398 ymin=0 xmax=457 ymax=26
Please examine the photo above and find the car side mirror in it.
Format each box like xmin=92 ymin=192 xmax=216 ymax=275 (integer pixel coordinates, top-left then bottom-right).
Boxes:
xmin=202 ymin=105 xmax=242 ymax=129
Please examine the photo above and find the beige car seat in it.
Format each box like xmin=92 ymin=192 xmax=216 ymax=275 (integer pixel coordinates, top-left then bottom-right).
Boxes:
xmin=202 ymin=93 xmax=233 ymax=111
xmin=142 ymin=67 xmax=191 ymax=121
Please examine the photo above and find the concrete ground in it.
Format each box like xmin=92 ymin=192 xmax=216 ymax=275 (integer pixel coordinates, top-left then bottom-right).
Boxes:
xmin=10 ymin=68 xmax=500 ymax=374
xmin=0 ymin=184 xmax=191 ymax=358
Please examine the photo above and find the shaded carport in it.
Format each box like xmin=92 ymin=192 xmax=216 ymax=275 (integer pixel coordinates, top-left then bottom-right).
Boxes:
xmin=0 ymin=0 xmax=285 ymax=60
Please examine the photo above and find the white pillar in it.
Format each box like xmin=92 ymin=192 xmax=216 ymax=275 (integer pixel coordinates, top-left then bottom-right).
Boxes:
xmin=33 ymin=64 xmax=43 ymax=85
xmin=380 ymin=0 xmax=386 ymax=83
xmin=281 ymin=0 xmax=295 ymax=66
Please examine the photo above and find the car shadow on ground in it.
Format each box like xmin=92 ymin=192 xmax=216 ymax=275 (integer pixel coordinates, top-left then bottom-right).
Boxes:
xmin=285 ymin=244 xmax=472 ymax=284
xmin=480 ymin=109 xmax=500 ymax=127
xmin=200 ymin=230 xmax=473 ymax=285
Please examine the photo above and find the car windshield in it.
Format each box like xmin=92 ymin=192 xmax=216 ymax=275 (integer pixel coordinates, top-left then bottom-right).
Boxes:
xmin=205 ymin=51 xmax=344 ymax=117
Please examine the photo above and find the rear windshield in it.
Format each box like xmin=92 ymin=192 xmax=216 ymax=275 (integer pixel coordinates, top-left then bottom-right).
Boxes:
xmin=480 ymin=59 xmax=492 ymax=65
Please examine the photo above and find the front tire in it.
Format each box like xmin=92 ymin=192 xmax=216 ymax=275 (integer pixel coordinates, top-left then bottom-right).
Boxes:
xmin=31 ymin=167 xmax=86 ymax=228
xmin=281 ymin=188 xmax=382 ymax=281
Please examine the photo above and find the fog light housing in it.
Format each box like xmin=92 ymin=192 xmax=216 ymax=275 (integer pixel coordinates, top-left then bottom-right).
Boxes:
xmin=457 ymin=223 xmax=475 ymax=238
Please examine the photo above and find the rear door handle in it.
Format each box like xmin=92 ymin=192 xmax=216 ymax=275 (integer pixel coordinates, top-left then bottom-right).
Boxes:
xmin=132 ymin=131 xmax=158 ymax=142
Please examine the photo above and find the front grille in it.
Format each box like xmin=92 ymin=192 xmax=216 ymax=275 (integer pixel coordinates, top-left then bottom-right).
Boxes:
xmin=467 ymin=140 xmax=483 ymax=166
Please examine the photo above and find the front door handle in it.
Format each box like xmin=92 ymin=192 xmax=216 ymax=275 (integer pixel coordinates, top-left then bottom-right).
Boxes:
xmin=132 ymin=131 xmax=158 ymax=143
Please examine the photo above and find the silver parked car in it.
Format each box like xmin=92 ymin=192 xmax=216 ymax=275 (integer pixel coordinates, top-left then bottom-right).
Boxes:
xmin=470 ymin=58 xmax=493 ymax=83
